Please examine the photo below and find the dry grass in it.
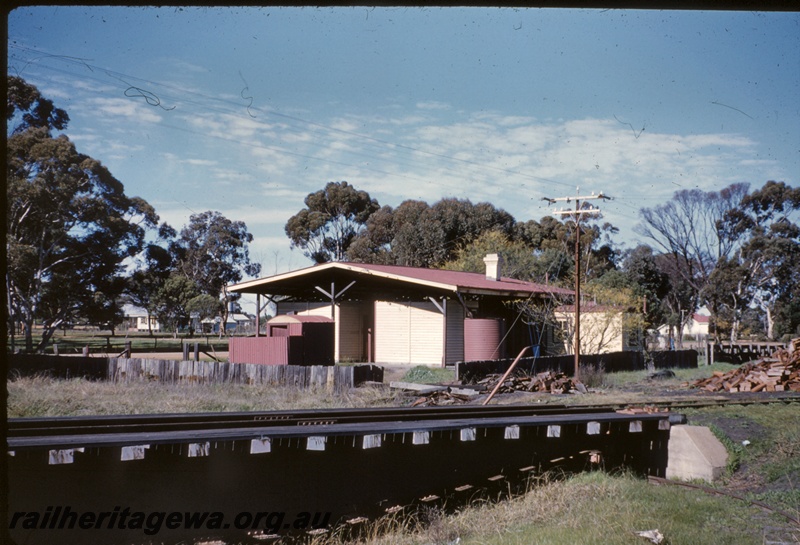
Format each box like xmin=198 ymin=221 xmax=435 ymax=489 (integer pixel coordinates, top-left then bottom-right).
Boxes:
xmin=7 ymin=375 xmax=404 ymax=417
xmin=578 ymin=362 xmax=607 ymax=388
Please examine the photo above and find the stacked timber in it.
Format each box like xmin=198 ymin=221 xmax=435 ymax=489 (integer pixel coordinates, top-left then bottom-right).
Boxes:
xmin=477 ymin=370 xmax=587 ymax=395
xmin=691 ymin=342 xmax=800 ymax=393
xmin=410 ymin=390 xmax=477 ymax=407
xmin=406 ymin=371 xmax=585 ymax=406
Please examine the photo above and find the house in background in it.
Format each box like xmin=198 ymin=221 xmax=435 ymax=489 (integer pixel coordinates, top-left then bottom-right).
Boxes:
xmin=227 ymin=255 xmax=571 ymax=366
xmin=201 ymin=313 xmax=255 ymax=335
xmin=656 ymin=311 xmax=710 ymax=348
xmin=686 ymin=313 xmax=710 ymax=338
xmin=122 ymin=304 xmax=161 ymax=332
xmin=554 ymin=303 xmax=643 ymax=355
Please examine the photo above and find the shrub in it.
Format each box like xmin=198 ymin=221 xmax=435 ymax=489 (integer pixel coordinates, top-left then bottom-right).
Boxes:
xmin=579 ymin=363 xmax=606 ymax=388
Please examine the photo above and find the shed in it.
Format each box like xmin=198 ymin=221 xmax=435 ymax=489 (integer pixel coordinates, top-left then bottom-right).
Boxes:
xmin=228 ymin=315 xmax=334 ymax=366
xmin=267 ymin=315 xmax=334 ymax=366
xmin=228 ymin=257 xmax=571 ymax=366
xmin=267 ymin=314 xmax=334 ymax=337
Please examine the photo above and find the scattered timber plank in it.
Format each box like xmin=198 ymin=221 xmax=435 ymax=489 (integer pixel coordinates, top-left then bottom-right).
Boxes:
xmin=389 ymin=381 xmax=448 ymax=395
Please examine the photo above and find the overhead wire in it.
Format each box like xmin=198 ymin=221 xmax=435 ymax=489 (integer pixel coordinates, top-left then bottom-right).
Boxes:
xmin=9 ymin=54 xmax=481 ymax=195
xmin=14 ymin=73 xmax=515 ymax=199
xmin=9 ymin=43 xmax=579 ymax=200
xmin=9 ymin=43 xmax=678 ymax=263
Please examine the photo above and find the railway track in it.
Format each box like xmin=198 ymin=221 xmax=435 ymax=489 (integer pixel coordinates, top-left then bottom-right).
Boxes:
xmin=8 ymin=394 xmax=797 ymax=544
xmin=7 ymin=404 xmax=675 ymax=452
xmin=7 ymin=403 xmax=625 ymax=439
xmin=9 ymin=391 xmax=799 ymax=440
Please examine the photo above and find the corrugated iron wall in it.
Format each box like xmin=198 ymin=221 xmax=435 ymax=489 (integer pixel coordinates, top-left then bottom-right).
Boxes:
xmin=300 ymin=322 xmax=335 ymax=366
xmin=445 ymin=302 xmax=465 ymax=365
xmin=229 ymin=336 xmax=311 ymax=365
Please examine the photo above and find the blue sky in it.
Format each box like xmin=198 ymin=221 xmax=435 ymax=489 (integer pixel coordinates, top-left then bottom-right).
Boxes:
xmin=8 ymin=7 xmax=799 ymax=282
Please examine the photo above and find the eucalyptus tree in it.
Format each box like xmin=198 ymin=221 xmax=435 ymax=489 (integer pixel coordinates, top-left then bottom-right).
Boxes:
xmin=619 ymin=245 xmax=670 ymax=331
xmin=126 ymin=223 xmax=177 ymax=335
xmin=636 ymin=183 xmax=749 ymax=337
xmin=151 ymin=274 xmax=201 ymax=338
xmin=714 ymin=181 xmax=800 ymax=339
xmin=347 ymin=197 xmax=516 ymax=268
xmin=286 ymin=181 xmax=380 ymax=263
xmin=6 ymin=76 xmax=157 ymax=351
xmin=171 ymin=210 xmax=261 ymax=332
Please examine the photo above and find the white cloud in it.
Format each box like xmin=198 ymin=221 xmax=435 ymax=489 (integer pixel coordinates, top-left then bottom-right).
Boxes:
xmin=416 ymin=101 xmax=451 ymax=111
xmin=272 ymin=112 xmax=773 ymax=246
xmin=184 ymin=158 xmax=218 ymax=166
xmin=87 ymin=97 xmax=163 ymax=124
xmin=121 ymin=102 xmax=781 ymax=261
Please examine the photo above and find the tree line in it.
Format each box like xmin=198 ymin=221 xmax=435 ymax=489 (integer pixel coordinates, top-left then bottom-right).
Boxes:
xmin=7 ymin=77 xmax=260 ymax=352
xmin=7 ymin=76 xmax=799 ymax=353
xmin=286 ymin=180 xmax=800 ymax=345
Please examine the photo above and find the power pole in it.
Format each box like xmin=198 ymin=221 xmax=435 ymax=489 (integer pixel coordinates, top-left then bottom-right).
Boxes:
xmin=542 ymin=190 xmax=612 ymax=380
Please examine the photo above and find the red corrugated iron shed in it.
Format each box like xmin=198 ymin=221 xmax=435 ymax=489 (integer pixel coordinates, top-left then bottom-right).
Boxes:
xmin=229 ymin=315 xmax=334 ymax=366
xmin=267 ymin=314 xmax=334 ymax=336
xmin=229 ymin=336 xmax=304 ymax=366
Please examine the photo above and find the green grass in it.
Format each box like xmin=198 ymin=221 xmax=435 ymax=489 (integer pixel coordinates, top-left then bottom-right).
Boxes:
xmin=672 ymin=362 xmax=742 ymax=381
xmin=8 ymin=330 xmax=230 ymax=355
xmin=322 ymin=471 xmax=795 ymax=545
xmin=683 ymin=404 xmax=800 ymax=514
xmin=458 ymin=472 xmax=765 ymax=545
xmin=601 ymin=362 xmax=742 ymax=389
xmin=401 ymin=365 xmax=457 ymax=384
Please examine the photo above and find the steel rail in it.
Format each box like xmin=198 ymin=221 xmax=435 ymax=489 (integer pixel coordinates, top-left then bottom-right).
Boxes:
xmin=8 ymin=410 xmax=673 ymax=450
xmin=7 ymin=403 xmax=615 ymax=437
xmin=9 ymin=392 xmax=799 ymax=439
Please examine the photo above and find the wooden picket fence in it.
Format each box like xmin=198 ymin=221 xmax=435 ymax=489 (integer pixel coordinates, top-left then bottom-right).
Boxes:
xmin=8 ymin=354 xmax=383 ymax=393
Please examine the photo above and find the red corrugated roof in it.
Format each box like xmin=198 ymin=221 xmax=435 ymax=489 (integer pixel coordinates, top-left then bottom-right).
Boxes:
xmin=228 ymin=261 xmax=571 ymax=298
xmin=337 ymin=262 xmax=570 ymax=295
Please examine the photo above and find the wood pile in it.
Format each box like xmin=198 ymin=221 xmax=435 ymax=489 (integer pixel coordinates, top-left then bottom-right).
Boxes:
xmin=691 ymin=341 xmax=800 ymax=393
xmin=407 ymin=370 xmax=587 ymax=407
xmin=410 ymin=390 xmax=476 ymax=407
xmin=476 ymin=370 xmax=587 ymax=395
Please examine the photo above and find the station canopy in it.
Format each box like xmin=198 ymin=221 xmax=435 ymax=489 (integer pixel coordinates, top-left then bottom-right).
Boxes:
xmin=227 ymin=261 xmax=571 ymax=303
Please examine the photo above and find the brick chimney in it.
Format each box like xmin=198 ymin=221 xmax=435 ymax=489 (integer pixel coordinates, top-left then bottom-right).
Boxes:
xmin=483 ymin=253 xmax=503 ymax=281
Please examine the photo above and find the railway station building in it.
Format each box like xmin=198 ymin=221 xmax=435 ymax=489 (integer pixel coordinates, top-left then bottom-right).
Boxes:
xmin=227 ymin=255 xmax=571 ymax=366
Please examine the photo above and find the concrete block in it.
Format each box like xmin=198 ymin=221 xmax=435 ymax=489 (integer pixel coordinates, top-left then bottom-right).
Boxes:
xmin=666 ymin=425 xmax=728 ymax=482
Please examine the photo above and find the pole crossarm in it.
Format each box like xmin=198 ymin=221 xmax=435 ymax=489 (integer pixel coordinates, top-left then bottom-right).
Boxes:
xmin=540 ymin=190 xmax=612 ymax=380
xmin=542 ymin=192 xmax=612 ymax=204
xmin=550 ymin=207 xmax=601 ymax=217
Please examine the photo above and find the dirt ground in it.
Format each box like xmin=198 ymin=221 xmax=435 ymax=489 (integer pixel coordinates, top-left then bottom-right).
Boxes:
xmin=379 ymin=364 xmax=418 ymax=383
